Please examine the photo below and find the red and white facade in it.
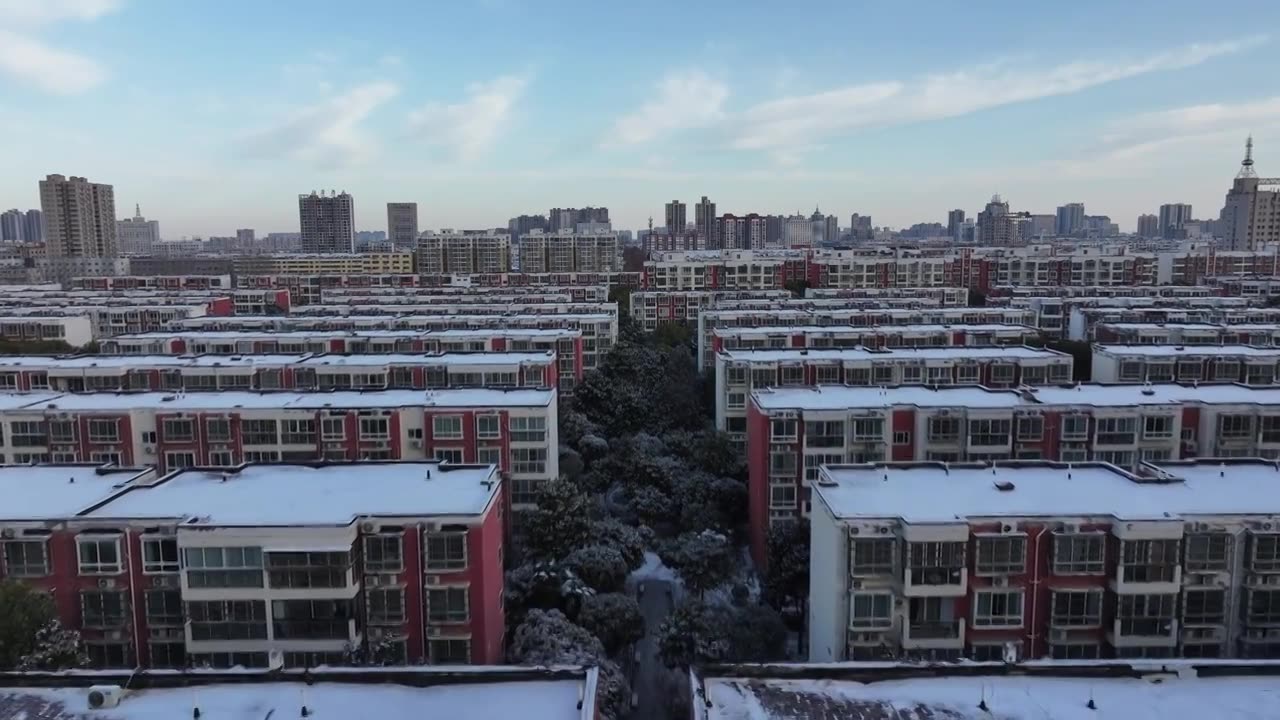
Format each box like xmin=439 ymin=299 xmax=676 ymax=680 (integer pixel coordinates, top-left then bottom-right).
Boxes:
xmin=808 ymin=459 xmax=1280 ymax=662
xmin=1095 ymin=323 xmax=1280 ymax=346
xmin=1092 ymin=345 xmax=1280 ymax=384
xmin=0 ymin=387 xmax=558 ymax=505
xmin=0 ymin=460 xmax=506 ymax=669
xmin=71 ymin=275 xmax=233 ymax=291
xmin=642 ymin=250 xmax=808 ymax=291
xmin=711 ymin=324 xmax=1041 ymax=355
xmin=0 ymin=316 xmax=94 ymax=348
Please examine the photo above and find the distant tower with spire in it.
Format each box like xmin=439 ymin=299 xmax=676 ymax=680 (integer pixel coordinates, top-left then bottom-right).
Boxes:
xmin=1221 ymin=135 xmax=1280 ymax=250
xmin=1238 ymin=135 xmax=1258 ymax=179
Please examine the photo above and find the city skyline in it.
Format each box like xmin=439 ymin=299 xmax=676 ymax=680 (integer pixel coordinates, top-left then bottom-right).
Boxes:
xmin=0 ymin=0 xmax=1277 ymax=236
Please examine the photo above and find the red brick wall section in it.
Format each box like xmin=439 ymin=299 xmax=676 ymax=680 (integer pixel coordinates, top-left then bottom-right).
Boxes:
xmin=746 ymin=402 xmax=771 ymax=568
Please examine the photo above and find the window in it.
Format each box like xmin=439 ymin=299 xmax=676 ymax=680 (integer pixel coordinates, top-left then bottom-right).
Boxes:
xmin=1060 ymin=415 xmax=1088 ymax=441
xmin=162 ymin=418 xmax=194 ymax=442
xmin=1261 ymin=416 xmax=1280 ymax=444
xmin=435 ymin=447 xmax=464 ymax=464
xmin=804 ymin=453 xmax=842 ymax=484
xmin=78 ymin=535 xmax=122 ymax=574
xmin=1116 ymin=594 xmax=1176 ymax=636
xmin=1050 ymin=643 xmax=1101 ymax=660
xmin=272 ymin=599 xmax=354 ymax=639
xmin=86 ymin=642 xmax=130 ymax=669
xmin=968 ymin=418 xmax=1011 ymax=446
xmin=142 ymin=537 xmax=179 ymax=573
xmin=184 ymin=546 xmax=264 ymax=588
xmin=1050 ymin=589 xmax=1102 ymax=627
xmin=476 ymin=415 xmax=500 ymax=440
xmin=771 ymin=419 xmax=797 ymax=441
xmin=476 ymin=445 xmax=502 ymax=468
xmin=368 ymin=587 xmax=406 ymax=624
xmin=80 ymin=591 xmax=127 ymax=628
xmin=187 ymin=600 xmax=268 ymax=641
xmin=321 ymin=417 xmax=345 ymax=441
xmin=804 ymin=420 xmax=844 ymax=448
xmin=149 ymin=642 xmax=186 ymax=669
xmin=364 ymin=534 xmax=403 ymax=573
xmin=243 ymin=450 xmax=279 ymax=463
xmin=1185 ymin=534 xmax=1231 ymax=572
xmin=205 ymin=418 xmax=231 ymax=443
xmin=769 ymin=481 xmax=797 ymax=509
xmin=928 ymin=417 xmax=961 ymax=443
xmin=427 ymin=587 xmax=470 ymax=623
xmin=49 ymin=419 xmax=76 ymax=443
xmin=1016 ymin=415 xmax=1043 ymax=441
xmin=849 ymin=593 xmax=892 ymax=629
xmin=164 ymin=451 xmax=196 ymax=471
xmin=1184 ymin=589 xmax=1226 ymax=625
xmin=892 ymin=431 xmax=911 ymax=446
xmin=1142 ymin=415 xmax=1174 ymax=440
xmin=10 ymin=420 xmax=47 ymax=446
xmin=433 ymin=415 xmax=463 ymax=440
xmin=1120 ymin=539 xmax=1179 ymax=583
xmin=1249 ymin=534 xmax=1280 ymax=572
xmin=3 ymin=540 xmax=49 ymax=577
xmin=512 ymin=447 xmax=547 ymax=474
xmin=973 ymin=591 xmax=1023 ymax=628
xmin=511 ymin=478 xmax=539 ymax=505
xmin=509 ymin=416 xmax=546 ymax=443
xmin=360 ymin=417 xmax=389 ymax=440
xmin=429 ymin=638 xmax=470 ymax=664
xmin=241 ymin=419 xmax=277 ymax=445
xmin=87 ymin=418 xmax=119 ymax=443
xmin=969 ymin=644 xmax=1008 ymax=662
xmin=425 ymin=532 xmax=467 ymax=571
xmin=1219 ymin=414 xmax=1254 ymax=440
xmin=1052 ymin=533 xmax=1105 ymax=574
xmin=851 ymin=418 xmax=883 ymax=441
xmin=145 ymin=590 xmax=183 ymax=625
xmin=267 ymin=551 xmax=351 ymax=589
xmin=281 ymin=419 xmax=316 ymax=445
xmin=975 ymin=535 xmax=1026 ymax=575
xmin=1246 ymin=589 xmax=1280 ymax=626
xmin=1095 ymin=416 xmax=1137 ymax=445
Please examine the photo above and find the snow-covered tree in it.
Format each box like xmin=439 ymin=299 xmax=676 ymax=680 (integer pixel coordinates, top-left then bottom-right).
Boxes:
xmin=0 ymin=579 xmax=59 ymax=669
xmin=564 ymin=544 xmax=629 ymax=593
xmin=509 ymin=610 xmax=630 ymax=720
xmin=658 ymin=530 xmax=737 ymax=596
xmin=578 ymin=593 xmax=645 ymax=657
xmin=505 ymin=562 xmax=594 ymax=629
xmin=656 ymin=599 xmax=787 ymax=668
xmin=670 ymin=471 xmax=747 ymax=535
xmin=17 ymin=620 xmax=89 ymax=671
xmin=764 ymin=518 xmax=811 ymax=621
xmin=341 ymin=636 xmax=402 ymax=666
xmin=558 ymin=447 xmax=585 ymax=481
xmin=522 ymin=479 xmax=593 ymax=562
xmin=588 ymin=518 xmax=649 ymax=572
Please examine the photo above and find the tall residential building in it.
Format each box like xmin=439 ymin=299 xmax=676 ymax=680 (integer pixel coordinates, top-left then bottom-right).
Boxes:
xmin=1137 ymin=214 xmax=1159 ymax=238
xmin=517 ymin=231 xmax=620 ymax=273
xmin=849 ymin=214 xmax=873 ymax=241
xmin=23 ymin=209 xmax=43 ymax=243
xmin=1221 ymin=138 xmax=1280 ymax=251
xmin=0 ymin=209 xmax=22 ymax=241
xmin=298 ymin=191 xmax=355 ymax=254
xmin=1159 ymin=202 xmax=1194 ymax=238
xmin=236 ymin=228 xmax=256 ymax=247
xmin=978 ymin=195 xmax=1016 ymax=245
xmin=665 ymin=200 xmax=687 ymax=233
xmin=718 ymin=213 xmax=767 ymax=250
xmin=824 ymin=215 xmax=839 ymax=244
xmin=695 ymin=196 xmax=716 ymax=246
xmin=1027 ymin=214 xmax=1056 ymax=238
xmin=547 ymin=207 xmax=609 ymax=231
xmin=783 ymin=214 xmax=813 ymax=248
xmin=765 ymin=214 xmax=783 ymax=246
xmin=415 ymin=231 xmax=511 ymax=274
xmin=507 ymin=214 xmax=548 ymax=243
xmin=387 ymin=202 xmax=419 ymax=248
xmin=116 ymin=204 xmax=161 ymax=254
xmin=39 ymin=174 xmax=117 ymax=257
xmin=1055 ymin=202 xmax=1085 ymax=235
xmin=946 ymin=209 xmax=965 ymax=238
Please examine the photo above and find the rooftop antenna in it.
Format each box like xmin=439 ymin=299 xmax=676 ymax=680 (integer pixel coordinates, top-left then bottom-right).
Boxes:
xmin=1238 ymin=136 xmax=1258 ymax=179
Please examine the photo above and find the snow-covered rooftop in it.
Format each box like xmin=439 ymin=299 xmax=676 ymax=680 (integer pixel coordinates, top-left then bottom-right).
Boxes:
xmin=695 ymin=671 xmax=1280 ymax=720
xmin=0 ymin=391 xmax=61 ymax=409
xmin=298 ymin=351 xmax=552 ymax=367
xmin=1097 ymin=322 xmax=1224 ymax=330
xmin=812 ymin=459 xmax=1280 ymax=523
xmin=86 ymin=461 xmax=501 ymax=525
xmin=0 ymin=354 xmax=311 ymax=370
xmin=1095 ymin=344 xmax=1280 ymax=357
xmin=1027 ymin=383 xmax=1280 ymax=407
xmin=715 ymin=323 xmax=1037 ymax=336
xmin=720 ymin=346 xmax=1063 ymax=362
xmin=753 ymin=385 xmax=1032 ymax=410
xmin=0 ymin=465 xmax=154 ymax=520
xmin=6 ymin=387 xmax=556 ymax=412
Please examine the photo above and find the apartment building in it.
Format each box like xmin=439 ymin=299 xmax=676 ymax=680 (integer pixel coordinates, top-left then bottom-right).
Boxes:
xmin=804 ymin=287 xmax=970 ymax=306
xmin=712 ymin=324 xmax=1041 ymax=355
xmin=322 ymin=285 xmax=611 ymax=303
xmin=101 ymin=327 xmax=580 ymax=357
xmin=232 ymin=254 xmax=415 ymax=277
xmin=415 ymin=233 xmax=512 ymax=274
xmin=1095 ymin=323 xmax=1280 ymax=346
xmin=0 ymin=460 xmax=504 ymax=668
xmin=518 ymin=232 xmax=621 ymax=274
xmin=714 ymin=346 xmax=1072 ymax=436
xmin=697 ymin=306 xmax=1038 ymax=369
xmin=71 ymin=275 xmax=233 ymax=291
xmin=1093 ymin=345 xmax=1280 ymax=384
xmin=0 ymin=387 xmax=557 ymax=504
xmin=628 ymin=290 xmax=793 ymax=330
xmin=808 ymin=459 xmax=1280 ymax=662
xmin=0 ymin=351 xmax=558 ymax=394
xmin=292 ymin=301 xmax=616 ymax=320
xmin=643 ymin=250 xmax=808 ymax=291
xmin=0 ymin=316 xmax=94 ymax=347
xmin=417 ymin=272 xmax=641 ymax=289
xmin=0 ymin=304 xmax=211 ymax=339
xmin=237 ymin=274 xmax=424 ymax=306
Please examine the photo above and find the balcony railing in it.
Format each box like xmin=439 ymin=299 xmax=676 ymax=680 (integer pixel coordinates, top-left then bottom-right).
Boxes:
xmin=908 ymin=621 xmax=962 ymax=640
xmin=272 ymin=620 xmax=352 ymax=640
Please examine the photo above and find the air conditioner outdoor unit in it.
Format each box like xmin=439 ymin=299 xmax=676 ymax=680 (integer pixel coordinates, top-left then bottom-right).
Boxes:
xmin=97 ymin=578 xmax=115 ymax=589
xmin=87 ymin=686 xmax=124 ymax=709
xmin=425 ymin=576 xmax=441 ymax=586
xmin=992 ymin=577 xmax=1009 ymax=588
xmin=360 ymin=521 xmax=378 ymax=533
xmin=365 ymin=575 xmax=381 ymax=587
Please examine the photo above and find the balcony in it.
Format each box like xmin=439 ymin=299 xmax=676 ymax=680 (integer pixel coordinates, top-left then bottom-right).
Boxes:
xmin=1111 ymin=564 xmax=1182 ymax=595
xmin=1108 ymin=618 xmax=1178 ymax=648
xmin=903 ymin=620 xmax=966 ymax=649
xmin=903 ymin=567 xmax=967 ymax=597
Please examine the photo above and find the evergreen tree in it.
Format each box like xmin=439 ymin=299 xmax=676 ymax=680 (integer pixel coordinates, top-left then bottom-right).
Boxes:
xmin=17 ymin=620 xmax=90 ymax=671
xmin=0 ymin=580 xmax=58 ymax=669
xmin=522 ymin=479 xmax=593 ymax=562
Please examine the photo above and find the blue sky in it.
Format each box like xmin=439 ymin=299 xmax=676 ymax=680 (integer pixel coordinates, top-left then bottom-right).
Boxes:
xmin=1 ymin=0 xmax=1278 ymax=237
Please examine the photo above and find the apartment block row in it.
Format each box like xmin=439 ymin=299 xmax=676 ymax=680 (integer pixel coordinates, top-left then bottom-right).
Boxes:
xmin=70 ymin=275 xmax=234 ymax=291
xmin=631 ymin=291 xmax=963 ymax=334
xmin=1092 ymin=345 xmax=1280 ymax=385
xmin=0 ymin=351 xmax=560 ymax=394
xmin=516 ymin=232 xmax=623 ymax=274
xmin=236 ymin=273 xmax=639 ymax=306
xmin=1095 ymin=323 xmax=1280 ymax=346
xmin=808 ymin=459 xmax=1280 ymax=662
xmin=714 ymin=346 xmax=1073 ymax=437
xmin=711 ymin=324 xmax=1041 ymax=356
xmin=291 ymin=300 xmax=616 ymax=319
xmin=746 ymin=382 xmax=1280 ymax=552
xmin=0 ymin=387 xmax=558 ymax=504
xmin=320 ymin=284 xmax=612 ymax=303
xmin=0 ymin=461 xmax=504 ymax=669
xmin=413 ymin=233 xmax=512 ymax=275
xmin=698 ymin=306 xmax=1038 ymax=369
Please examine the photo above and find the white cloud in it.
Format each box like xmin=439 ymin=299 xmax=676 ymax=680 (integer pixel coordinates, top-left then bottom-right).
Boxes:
xmin=0 ymin=0 xmax=120 ymax=94
xmin=243 ymin=81 xmax=400 ymax=168
xmin=729 ymin=37 xmax=1264 ymax=153
xmin=606 ymin=69 xmax=728 ymax=146
xmin=379 ymin=54 xmax=404 ymax=68
xmin=407 ymin=74 xmax=528 ymax=161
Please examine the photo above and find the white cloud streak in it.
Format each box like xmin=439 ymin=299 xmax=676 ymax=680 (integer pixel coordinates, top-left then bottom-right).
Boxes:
xmin=408 ymin=74 xmax=529 ymax=161
xmin=0 ymin=0 xmax=121 ymax=94
xmin=606 ymin=69 xmax=728 ymax=146
xmin=243 ymin=81 xmax=401 ymax=168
